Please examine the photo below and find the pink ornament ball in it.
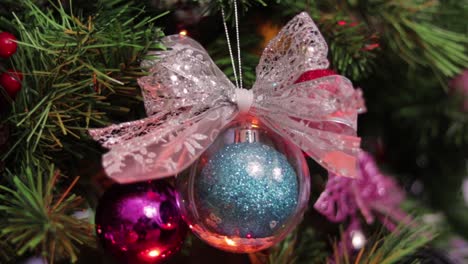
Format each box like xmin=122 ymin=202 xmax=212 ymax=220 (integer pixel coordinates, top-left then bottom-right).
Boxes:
xmin=95 ymin=180 xmax=187 ymax=264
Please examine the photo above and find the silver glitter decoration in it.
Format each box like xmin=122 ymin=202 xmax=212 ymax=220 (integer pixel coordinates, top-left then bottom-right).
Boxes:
xmin=194 ymin=142 xmax=298 ymax=238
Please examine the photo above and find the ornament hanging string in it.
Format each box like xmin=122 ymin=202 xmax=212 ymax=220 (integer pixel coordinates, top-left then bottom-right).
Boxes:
xmin=221 ymin=0 xmax=242 ymax=89
xmin=221 ymin=1 xmax=254 ymax=112
xmin=220 ymin=7 xmax=239 ymax=89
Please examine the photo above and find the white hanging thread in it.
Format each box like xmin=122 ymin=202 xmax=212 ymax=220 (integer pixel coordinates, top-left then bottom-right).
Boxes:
xmin=221 ymin=6 xmax=239 ymax=89
xmin=222 ymin=0 xmax=253 ymax=113
xmin=233 ymin=0 xmax=242 ymax=89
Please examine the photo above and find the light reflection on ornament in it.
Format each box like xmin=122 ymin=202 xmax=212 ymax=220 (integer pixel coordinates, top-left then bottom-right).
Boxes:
xmin=250 ymin=118 xmax=260 ymax=128
xmin=143 ymin=205 xmax=158 ymax=218
xmin=179 ymin=29 xmax=188 ymax=36
xmin=272 ymin=167 xmax=283 ymax=181
xmin=138 ymin=248 xmax=163 ymax=262
xmin=224 ymin=237 xmax=237 ymax=246
xmin=247 ymin=161 xmax=264 ymax=178
xmin=148 ymin=249 xmax=160 ymax=257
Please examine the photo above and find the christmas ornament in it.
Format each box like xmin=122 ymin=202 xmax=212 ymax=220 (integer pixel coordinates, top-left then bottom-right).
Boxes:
xmin=90 ymin=11 xmax=363 ymax=253
xmin=95 ymin=181 xmax=187 ymax=264
xmin=176 ymin=117 xmax=310 ymax=252
xmin=0 ymin=69 xmax=23 ymax=98
xmin=0 ymin=32 xmax=18 ymax=58
xmin=314 ymin=151 xmax=409 ymax=253
xmin=89 ymin=12 xmax=364 ymax=183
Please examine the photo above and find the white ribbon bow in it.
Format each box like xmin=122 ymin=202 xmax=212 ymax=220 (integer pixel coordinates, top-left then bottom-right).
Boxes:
xmin=89 ymin=12 xmax=364 ymax=183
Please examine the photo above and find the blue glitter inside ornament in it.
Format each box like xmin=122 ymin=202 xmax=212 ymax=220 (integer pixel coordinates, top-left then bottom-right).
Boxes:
xmin=194 ymin=142 xmax=299 ymax=238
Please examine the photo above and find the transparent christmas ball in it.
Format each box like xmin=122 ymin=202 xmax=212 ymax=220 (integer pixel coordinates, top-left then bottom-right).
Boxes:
xmin=176 ymin=116 xmax=310 ymax=253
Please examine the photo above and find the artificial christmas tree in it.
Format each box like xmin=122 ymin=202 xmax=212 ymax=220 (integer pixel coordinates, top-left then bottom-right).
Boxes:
xmin=0 ymin=0 xmax=466 ymax=263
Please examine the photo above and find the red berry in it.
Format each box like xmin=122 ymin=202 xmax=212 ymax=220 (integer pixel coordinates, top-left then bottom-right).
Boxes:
xmin=0 ymin=69 xmax=23 ymax=98
xmin=0 ymin=32 xmax=18 ymax=58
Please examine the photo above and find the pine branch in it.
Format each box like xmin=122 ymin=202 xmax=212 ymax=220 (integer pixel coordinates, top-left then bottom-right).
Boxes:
xmin=249 ymin=222 xmax=433 ymax=264
xmin=0 ymin=240 xmax=15 ymax=264
xmin=315 ymin=13 xmax=379 ymax=80
xmin=1 ymin=0 xmax=165 ymax=168
xmin=206 ymin=2 xmax=379 ymax=85
xmin=265 ymin=0 xmax=467 ymax=79
xmin=274 ymin=227 xmax=328 ymax=264
xmin=0 ymin=161 xmax=94 ymax=263
xmin=361 ymin=0 xmax=468 ymax=78
xmin=331 ymin=223 xmax=434 ymax=264
xmin=0 ymin=1 xmax=167 ymax=260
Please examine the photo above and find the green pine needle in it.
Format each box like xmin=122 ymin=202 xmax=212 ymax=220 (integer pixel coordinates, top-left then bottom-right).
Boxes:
xmin=316 ymin=14 xmax=379 ymax=80
xmin=331 ymin=222 xmax=434 ymax=264
xmin=0 ymin=162 xmax=94 ymax=263
xmin=0 ymin=0 xmax=168 ymax=261
xmin=368 ymin=0 xmax=468 ymax=78
xmin=2 ymin=0 xmax=165 ymax=166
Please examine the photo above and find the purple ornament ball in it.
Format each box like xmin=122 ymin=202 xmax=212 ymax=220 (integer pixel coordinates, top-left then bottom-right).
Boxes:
xmin=95 ymin=180 xmax=187 ymax=264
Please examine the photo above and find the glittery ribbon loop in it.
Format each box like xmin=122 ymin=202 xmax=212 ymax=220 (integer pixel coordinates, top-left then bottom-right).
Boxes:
xmin=89 ymin=12 xmax=363 ymax=183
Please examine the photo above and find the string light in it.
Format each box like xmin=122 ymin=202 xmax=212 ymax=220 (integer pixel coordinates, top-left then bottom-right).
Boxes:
xmin=147 ymin=249 xmax=161 ymax=258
